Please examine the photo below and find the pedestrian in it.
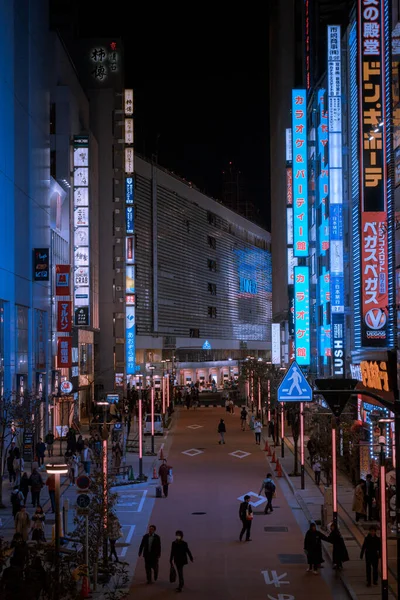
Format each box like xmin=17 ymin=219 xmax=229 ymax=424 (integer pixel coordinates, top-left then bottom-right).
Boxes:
xmin=364 ymin=474 xmax=375 ymax=521
xmin=69 ymin=453 xmax=79 ymax=486
xmin=239 ymin=494 xmax=253 ymax=541
xmin=268 ymin=419 xmax=275 ymax=442
xmin=158 ymin=459 xmax=173 ymax=498
xmin=307 ymin=438 xmax=317 ymax=463
xmin=352 ymin=480 xmax=367 ymax=522
xmin=229 ymin=399 xmax=235 ymax=414
xmin=108 ymin=512 xmax=122 ymax=562
xmin=19 ymin=472 xmax=29 ymax=504
xmin=82 ymin=442 xmax=94 ymax=475
xmin=170 ymin=530 xmax=193 ymax=593
xmin=254 ymin=418 xmax=262 ymax=445
xmin=304 ymin=522 xmax=328 ymax=574
xmin=45 ymin=472 xmax=56 ymax=513
xmin=225 ymin=398 xmax=230 ymax=413
xmin=15 ymin=505 xmax=30 ymax=542
xmin=29 ymin=467 xmax=43 ymax=508
xmin=259 ymin=473 xmax=276 ymax=514
xmin=240 ymin=406 xmax=247 ymax=431
xmin=45 ymin=431 xmax=55 ymax=457
xmin=217 ymin=419 xmax=226 ymax=444
xmin=0 ymin=556 xmax=24 ymax=600
xmin=26 ymin=556 xmax=47 ymax=600
xmin=35 ymin=438 xmax=46 ymax=467
xmin=66 ymin=427 xmax=77 ymax=453
xmin=327 ymin=522 xmax=349 ymax=570
xmin=185 ymin=391 xmax=191 ymax=410
xmin=10 ymin=532 xmax=29 ymax=568
xmin=313 ymin=459 xmax=321 ymax=486
xmin=6 ymin=451 xmax=15 ymax=484
xmin=10 ymin=485 xmax=24 ymax=518
xmin=138 ymin=524 xmax=161 ymax=584
xmin=76 ymin=434 xmax=85 ymax=454
xmin=360 ymin=525 xmax=380 ymax=587
xmin=13 ymin=455 xmax=24 ymax=486
xmin=112 ymin=441 xmax=123 ymax=474
xmin=31 ymin=505 xmax=46 ymax=542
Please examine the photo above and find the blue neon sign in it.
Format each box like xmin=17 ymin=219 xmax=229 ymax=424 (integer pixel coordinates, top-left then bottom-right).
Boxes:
xmin=294 ymin=266 xmax=310 ymax=366
xmin=292 ymin=90 xmax=308 ymax=257
xmin=126 ymin=305 xmax=136 ymax=374
xmin=126 ymin=177 xmax=134 ymax=204
xmin=126 ymin=206 xmax=134 ymax=234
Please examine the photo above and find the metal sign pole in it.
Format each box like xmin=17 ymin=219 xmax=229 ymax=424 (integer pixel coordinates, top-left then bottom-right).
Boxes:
xmin=300 ymin=402 xmax=305 ymax=490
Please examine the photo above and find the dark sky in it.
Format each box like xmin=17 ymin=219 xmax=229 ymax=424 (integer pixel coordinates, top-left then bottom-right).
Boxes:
xmin=59 ymin=3 xmax=271 ymax=228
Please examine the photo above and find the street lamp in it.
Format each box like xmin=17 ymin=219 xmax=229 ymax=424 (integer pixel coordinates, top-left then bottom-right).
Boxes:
xmin=148 ymin=365 xmax=156 ymax=455
xmin=300 ymin=402 xmax=305 ymax=490
xmin=281 ymin=402 xmax=285 ymax=458
xmin=96 ymin=400 xmax=110 ymax=567
xmin=46 ymin=462 xmax=68 ymax=597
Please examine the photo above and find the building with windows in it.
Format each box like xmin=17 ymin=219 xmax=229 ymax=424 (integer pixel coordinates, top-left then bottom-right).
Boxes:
xmin=127 ymin=156 xmax=272 ymax=388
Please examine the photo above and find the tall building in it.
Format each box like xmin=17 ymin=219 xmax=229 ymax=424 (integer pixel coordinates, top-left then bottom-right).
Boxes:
xmin=221 ymin=162 xmax=257 ymax=222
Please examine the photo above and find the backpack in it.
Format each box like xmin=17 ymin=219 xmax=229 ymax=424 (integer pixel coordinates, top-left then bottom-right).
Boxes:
xmin=265 ymin=479 xmax=275 ymax=494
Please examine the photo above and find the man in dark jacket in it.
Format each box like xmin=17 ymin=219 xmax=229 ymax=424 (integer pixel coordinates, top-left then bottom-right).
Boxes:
xmin=239 ymin=495 xmax=253 ymax=541
xmin=364 ymin=474 xmax=375 ymax=521
xmin=360 ymin=525 xmax=380 ymax=587
xmin=259 ymin=473 xmax=276 ymax=514
xmin=170 ymin=530 xmax=193 ymax=592
xmin=35 ymin=438 xmax=46 ymax=466
xmin=29 ymin=468 xmax=43 ymax=507
xmin=138 ymin=525 xmax=161 ymax=584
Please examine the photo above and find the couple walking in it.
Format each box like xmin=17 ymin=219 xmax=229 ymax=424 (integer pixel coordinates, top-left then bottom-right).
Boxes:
xmin=238 ymin=474 xmax=277 ymax=541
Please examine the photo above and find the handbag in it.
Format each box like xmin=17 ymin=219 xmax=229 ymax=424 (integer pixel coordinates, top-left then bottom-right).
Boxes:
xmin=246 ymin=509 xmax=253 ymax=521
xmin=169 ymin=564 xmax=177 ymax=583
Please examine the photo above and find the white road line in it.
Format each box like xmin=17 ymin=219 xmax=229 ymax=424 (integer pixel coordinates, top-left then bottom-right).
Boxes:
xmin=137 ymin=489 xmax=147 ymax=512
xmin=120 ymin=524 xmax=135 ymax=558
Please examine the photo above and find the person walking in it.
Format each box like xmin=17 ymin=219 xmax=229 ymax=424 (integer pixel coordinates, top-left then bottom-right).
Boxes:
xmin=76 ymin=434 xmax=85 ymax=454
xmin=268 ymin=419 xmax=275 ymax=443
xmin=108 ymin=513 xmax=122 ymax=562
xmin=327 ymin=522 xmax=349 ymax=570
xmin=10 ymin=486 xmax=24 ymax=518
xmin=82 ymin=442 xmax=94 ymax=476
xmin=45 ymin=472 xmax=56 ymax=513
xmin=45 ymin=431 xmax=55 ymax=458
xmin=35 ymin=438 xmax=46 ymax=467
xmin=240 ymin=407 xmax=247 ymax=431
xmin=112 ymin=441 xmax=123 ymax=474
xmin=29 ymin=468 xmax=43 ymax=508
xmin=304 ymin=522 xmax=328 ymax=574
xmin=31 ymin=506 xmax=46 ymax=542
xmin=307 ymin=438 xmax=317 ymax=463
xmin=138 ymin=524 xmax=161 ymax=584
xmin=69 ymin=453 xmax=79 ymax=486
xmin=218 ymin=419 xmax=226 ymax=444
xmin=313 ymin=459 xmax=321 ymax=486
xmin=352 ymin=480 xmax=367 ymax=522
xmin=170 ymin=530 xmax=193 ymax=593
xmin=158 ymin=459 xmax=173 ymax=498
xmin=254 ymin=418 xmax=262 ymax=445
xmin=15 ymin=505 xmax=30 ymax=542
xmin=6 ymin=451 xmax=15 ymax=485
xmin=364 ymin=474 xmax=375 ymax=521
xmin=259 ymin=473 xmax=276 ymax=514
xmin=239 ymin=495 xmax=253 ymax=541
xmin=12 ymin=455 xmax=24 ymax=486
xmin=360 ymin=525 xmax=380 ymax=587
xmin=19 ymin=472 xmax=29 ymax=505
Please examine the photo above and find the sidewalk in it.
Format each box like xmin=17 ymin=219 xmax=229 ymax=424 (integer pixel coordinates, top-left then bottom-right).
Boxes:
xmin=264 ymin=431 xmax=397 ymax=599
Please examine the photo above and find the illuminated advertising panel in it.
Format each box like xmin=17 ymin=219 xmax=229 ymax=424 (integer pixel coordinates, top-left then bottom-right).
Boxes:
xmin=124 ymin=89 xmax=134 ymax=115
xmin=271 ymin=323 xmax=281 ymax=365
xmin=126 ymin=206 xmax=134 ymax=234
xmin=294 ymin=266 xmax=310 ymax=365
xmin=125 ymin=118 xmax=134 ymax=144
xmin=292 ymin=90 xmax=308 ymax=257
xmin=125 ymin=90 xmax=136 ymax=376
xmin=126 ymin=305 xmax=135 ymax=375
xmin=73 ymin=136 xmax=90 ymax=326
xmin=125 ymin=147 xmax=134 ymax=174
xmin=358 ymin=1 xmax=389 ymax=346
xmin=126 ymin=177 xmax=134 ymax=204
xmin=126 ymin=237 xmax=135 ymax=264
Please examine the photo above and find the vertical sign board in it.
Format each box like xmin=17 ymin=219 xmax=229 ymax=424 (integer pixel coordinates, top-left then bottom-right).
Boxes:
xmin=125 ymin=90 xmax=136 ymax=376
xmin=294 ymin=266 xmax=311 ymax=365
xmin=33 ymin=249 xmax=50 ymax=281
xmin=286 ymin=128 xmax=297 ymax=338
xmin=73 ymin=136 xmax=90 ymax=326
xmin=328 ymin=25 xmax=345 ymax=374
xmin=358 ymin=0 xmax=389 ymax=347
xmin=56 ymin=265 xmax=70 ymax=296
xmin=292 ymin=90 xmax=309 ymax=257
xmin=271 ymin=323 xmax=281 ymax=364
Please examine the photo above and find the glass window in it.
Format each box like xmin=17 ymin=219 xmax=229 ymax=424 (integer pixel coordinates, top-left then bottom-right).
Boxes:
xmin=16 ymin=305 xmax=29 ymax=374
xmin=80 ymin=343 xmax=93 ymax=375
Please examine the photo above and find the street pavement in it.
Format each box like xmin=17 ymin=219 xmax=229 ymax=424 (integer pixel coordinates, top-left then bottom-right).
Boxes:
xmin=127 ymin=407 xmax=348 ymax=599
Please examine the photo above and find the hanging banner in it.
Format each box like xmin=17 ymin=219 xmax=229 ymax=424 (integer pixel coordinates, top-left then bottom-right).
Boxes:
xmin=292 ymin=90 xmax=309 ymax=257
xmin=57 ymin=337 xmax=72 ymax=368
xmin=57 ymin=301 xmax=72 ymax=333
xmin=56 ymin=265 xmax=71 ymax=296
xmin=294 ymin=266 xmax=310 ymax=365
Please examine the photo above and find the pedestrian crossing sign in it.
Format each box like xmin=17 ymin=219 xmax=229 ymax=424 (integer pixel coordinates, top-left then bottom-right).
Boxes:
xmin=278 ymin=361 xmax=312 ymax=402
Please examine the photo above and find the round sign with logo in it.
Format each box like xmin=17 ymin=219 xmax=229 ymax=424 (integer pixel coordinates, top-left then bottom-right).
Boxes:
xmin=76 ymin=475 xmax=91 ymax=491
xmin=76 ymin=493 xmax=91 ymax=509
xmin=60 ymin=380 xmax=73 ymax=394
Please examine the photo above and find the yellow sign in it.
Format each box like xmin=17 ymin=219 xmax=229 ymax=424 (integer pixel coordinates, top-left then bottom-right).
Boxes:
xmin=360 ymin=360 xmax=389 ymax=392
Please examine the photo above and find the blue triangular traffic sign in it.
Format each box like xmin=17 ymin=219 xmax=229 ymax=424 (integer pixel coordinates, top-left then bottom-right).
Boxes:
xmin=278 ymin=361 xmax=312 ymax=402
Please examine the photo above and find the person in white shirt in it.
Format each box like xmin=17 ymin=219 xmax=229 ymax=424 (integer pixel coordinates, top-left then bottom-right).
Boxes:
xmin=254 ymin=420 xmax=262 ymax=445
xmin=313 ymin=459 xmax=321 ymax=485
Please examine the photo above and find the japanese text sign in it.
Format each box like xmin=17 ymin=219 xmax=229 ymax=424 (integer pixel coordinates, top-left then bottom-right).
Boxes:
xmin=56 ymin=265 xmax=70 ymax=296
xmin=292 ymin=90 xmax=308 ymax=257
xmin=57 ymin=337 xmax=72 ymax=368
xmin=57 ymin=301 xmax=72 ymax=333
xmin=294 ymin=266 xmax=310 ymax=365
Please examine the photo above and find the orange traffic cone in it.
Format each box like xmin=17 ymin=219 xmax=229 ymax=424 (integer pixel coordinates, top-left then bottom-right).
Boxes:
xmin=271 ymin=451 xmax=276 ymax=464
xmin=152 ymin=467 xmax=157 ymax=479
xmin=159 ymin=448 xmax=165 ymax=461
xmin=276 ymin=462 xmax=283 ymax=478
xmin=275 ymin=459 xmax=280 ymax=472
xmin=267 ymin=446 xmax=272 ymax=457
xmin=264 ymin=440 xmax=269 ymax=452
xmin=81 ymin=576 xmax=91 ymax=599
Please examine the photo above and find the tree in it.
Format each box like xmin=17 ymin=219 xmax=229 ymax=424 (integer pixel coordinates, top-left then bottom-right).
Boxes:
xmin=240 ymin=359 xmax=284 ymax=416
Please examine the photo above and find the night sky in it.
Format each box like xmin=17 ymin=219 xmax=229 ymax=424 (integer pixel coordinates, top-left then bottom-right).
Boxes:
xmin=59 ymin=3 xmax=271 ymax=228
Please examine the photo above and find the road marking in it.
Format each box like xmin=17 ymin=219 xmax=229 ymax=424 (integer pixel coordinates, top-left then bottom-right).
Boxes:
xmin=137 ymin=489 xmax=147 ymax=512
xmin=238 ymin=492 xmax=266 ymax=507
xmin=182 ymin=448 xmax=204 ymax=456
xmin=230 ymin=450 xmax=251 ymax=459
xmin=120 ymin=524 xmax=135 ymax=558
xmin=187 ymin=425 xmax=203 ymax=429
xmin=261 ymin=571 xmax=290 ymax=588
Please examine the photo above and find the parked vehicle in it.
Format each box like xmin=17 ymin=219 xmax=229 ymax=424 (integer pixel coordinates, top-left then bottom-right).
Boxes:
xmin=144 ymin=413 xmax=164 ymax=435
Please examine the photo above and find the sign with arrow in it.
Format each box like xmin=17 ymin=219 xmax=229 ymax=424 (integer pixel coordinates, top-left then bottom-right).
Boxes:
xmin=314 ymin=378 xmax=358 ymax=417
xmin=278 ymin=361 xmax=312 ymax=402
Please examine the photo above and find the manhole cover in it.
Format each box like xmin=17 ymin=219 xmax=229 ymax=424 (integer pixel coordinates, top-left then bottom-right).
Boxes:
xmin=278 ymin=554 xmax=306 ymax=564
xmin=264 ymin=526 xmax=288 ymax=532
xmin=192 ymin=512 xmax=206 ymax=515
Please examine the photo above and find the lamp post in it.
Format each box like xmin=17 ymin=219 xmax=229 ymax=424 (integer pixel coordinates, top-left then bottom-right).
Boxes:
xmin=46 ymin=462 xmax=68 ymax=597
xmin=281 ymin=402 xmax=285 ymax=458
xmin=332 ymin=417 xmax=338 ymax=526
xmin=149 ymin=364 xmax=155 ymax=455
xmin=96 ymin=401 xmax=110 ymax=567
xmin=161 ymin=360 xmax=166 ymax=420
xmin=138 ymin=388 xmax=144 ymax=479
xmin=300 ymin=402 xmax=305 ymax=490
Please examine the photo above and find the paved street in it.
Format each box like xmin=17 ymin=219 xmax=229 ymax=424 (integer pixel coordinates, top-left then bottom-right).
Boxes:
xmin=128 ymin=407 xmax=348 ymax=599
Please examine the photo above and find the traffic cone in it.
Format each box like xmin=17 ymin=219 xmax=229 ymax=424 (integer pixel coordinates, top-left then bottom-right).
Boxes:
xmin=275 ymin=458 xmax=280 ymax=472
xmin=264 ymin=440 xmax=269 ymax=452
xmin=271 ymin=451 xmax=276 ymax=464
xmin=152 ymin=467 xmax=157 ymax=479
xmin=159 ymin=448 xmax=165 ymax=461
xmin=276 ymin=462 xmax=283 ymax=478
xmin=81 ymin=576 xmax=91 ymax=599
xmin=267 ymin=446 xmax=272 ymax=457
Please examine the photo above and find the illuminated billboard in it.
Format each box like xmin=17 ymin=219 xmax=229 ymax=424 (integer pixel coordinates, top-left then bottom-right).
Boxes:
xmin=358 ymin=0 xmax=391 ymax=347
xmin=292 ymin=90 xmax=308 ymax=257
xmin=125 ymin=90 xmax=136 ymax=375
xmin=73 ymin=136 xmax=90 ymax=326
xmin=294 ymin=266 xmax=310 ymax=366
